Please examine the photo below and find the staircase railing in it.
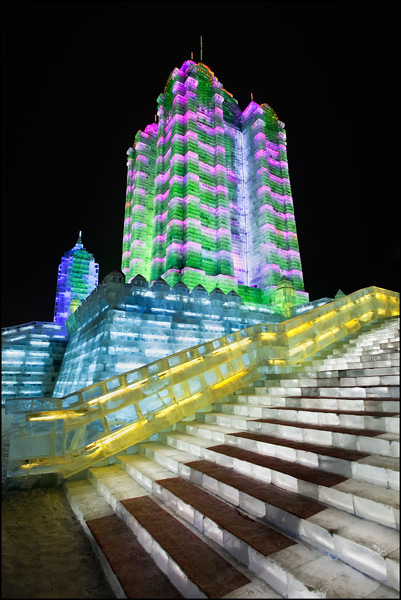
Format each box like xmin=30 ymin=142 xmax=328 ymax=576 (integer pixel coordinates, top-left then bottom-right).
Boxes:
xmin=7 ymin=286 xmax=399 ymax=480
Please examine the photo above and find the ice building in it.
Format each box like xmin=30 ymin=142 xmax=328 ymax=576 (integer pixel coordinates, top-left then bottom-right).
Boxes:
xmin=52 ymin=271 xmax=328 ymax=398
xmin=54 ymin=231 xmax=99 ymax=325
xmin=1 ymin=233 xmax=97 ymax=404
xmin=1 ymin=322 xmax=68 ymax=404
xmin=122 ymin=60 xmax=308 ymax=311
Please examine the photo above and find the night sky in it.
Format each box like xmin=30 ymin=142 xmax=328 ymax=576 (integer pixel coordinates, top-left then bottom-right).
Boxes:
xmin=1 ymin=1 xmax=399 ymax=328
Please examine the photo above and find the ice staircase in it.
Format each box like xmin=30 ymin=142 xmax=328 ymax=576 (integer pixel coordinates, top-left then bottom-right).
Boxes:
xmin=65 ymin=316 xmax=400 ymax=598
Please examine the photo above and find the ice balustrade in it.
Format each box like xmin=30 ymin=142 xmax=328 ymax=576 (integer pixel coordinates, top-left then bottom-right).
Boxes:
xmin=7 ymin=286 xmax=399 ymax=480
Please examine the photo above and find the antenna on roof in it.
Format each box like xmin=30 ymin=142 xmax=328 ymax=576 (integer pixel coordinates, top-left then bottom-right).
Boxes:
xmin=200 ymin=35 xmax=203 ymax=62
xmin=251 ymin=92 xmax=253 ymax=101
xmin=191 ymin=51 xmax=193 ymax=60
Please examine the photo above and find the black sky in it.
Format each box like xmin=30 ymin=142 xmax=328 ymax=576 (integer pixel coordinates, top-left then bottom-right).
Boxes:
xmin=1 ymin=1 xmax=399 ymax=328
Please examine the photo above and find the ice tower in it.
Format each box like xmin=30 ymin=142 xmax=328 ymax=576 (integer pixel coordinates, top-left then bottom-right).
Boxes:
xmin=122 ymin=60 xmax=308 ymax=310
xmin=54 ymin=232 xmax=99 ymax=325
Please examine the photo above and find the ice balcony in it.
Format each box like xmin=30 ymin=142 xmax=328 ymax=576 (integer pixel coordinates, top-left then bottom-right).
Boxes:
xmin=6 ymin=286 xmax=399 ymax=482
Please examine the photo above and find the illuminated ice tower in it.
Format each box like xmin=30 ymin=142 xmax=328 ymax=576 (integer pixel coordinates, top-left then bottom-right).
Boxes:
xmin=54 ymin=232 xmax=99 ymax=325
xmin=122 ymin=60 xmax=307 ymax=310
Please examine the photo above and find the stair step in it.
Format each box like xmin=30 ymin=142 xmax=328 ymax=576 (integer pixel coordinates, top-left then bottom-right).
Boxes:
xmin=234 ymin=395 xmax=399 ymax=413
xmin=252 ymin=378 xmax=400 ymax=391
xmin=86 ymin=465 xmax=274 ymax=598
xmin=267 ymin=367 xmax=400 ymax=379
xmin=227 ymin=431 xmax=398 ymax=488
xmin=303 ymin=359 xmax=400 ymax=371
xmin=120 ymin=495 xmax=251 ymax=598
xmin=87 ymin=513 xmax=183 ymax=599
xmin=200 ymin=411 xmax=400 ymax=457
xmin=212 ymin=403 xmax=399 ymax=433
xmin=119 ymin=454 xmax=399 ymax=594
xmin=247 ymin=387 xmax=399 ymax=398
xmin=142 ymin=437 xmax=399 ymax=529
xmin=177 ymin=421 xmax=398 ymax=487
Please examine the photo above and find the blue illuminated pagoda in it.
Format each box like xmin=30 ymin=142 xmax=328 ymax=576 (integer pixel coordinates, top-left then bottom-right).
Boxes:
xmin=54 ymin=232 xmax=99 ymax=325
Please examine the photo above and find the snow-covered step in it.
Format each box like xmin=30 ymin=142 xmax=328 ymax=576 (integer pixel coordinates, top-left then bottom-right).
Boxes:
xmin=140 ymin=436 xmax=399 ymax=530
xmin=118 ymin=454 xmax=399 ymax=594
xmin=175 ymin=421 xmax=399 ymax=489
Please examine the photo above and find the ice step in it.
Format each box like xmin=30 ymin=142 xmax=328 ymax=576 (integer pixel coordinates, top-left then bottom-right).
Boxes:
xmin=86 ymin=465 xmax=256 ymax=599
xmin=302 ymin=359 xmax=400 ymax=372
xmin=141 ymin=436 xmax=400 ymax=530
xmin=176 ymin=421 xmax=399 ymax=489
xmin=199 ymin=411 xmax=400 ymax=458
xmin=118 ymin=454 xmax=399 ymax=595
xmin=64 ymin=478 xmax=182 ymax=598
xmin=308 ymin=355 xmax=400 ymax=367
xmin=243 ymin=386 xmax=400 ymax=399
xmin=211 ymin=403 xmax=400 ymax=434
xmin=250 ymin=375 xmax=400 ymax=389
xmin=233 ymin=394 xmax=399 ymax=413
xmin=262 ymin=367 xmax=400 ymax=380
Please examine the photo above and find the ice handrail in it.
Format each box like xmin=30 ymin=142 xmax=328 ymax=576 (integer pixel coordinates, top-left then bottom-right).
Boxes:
xmin=7 ymin=286 xmax=399 ymax=480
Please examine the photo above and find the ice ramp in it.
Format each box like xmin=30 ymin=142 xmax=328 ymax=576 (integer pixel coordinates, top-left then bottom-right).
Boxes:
xmin=7 ymin=286 xmax=399 ymax=482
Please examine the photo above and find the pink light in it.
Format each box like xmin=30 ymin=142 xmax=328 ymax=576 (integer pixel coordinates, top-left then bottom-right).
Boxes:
xmin=254 ymin=132 xmax=266 ymax=142
xmin=155 ymin=190 xmax=169 ymax=203
xmin=182 ymin=241 xmax=202 ymax=251
xmin=154 ymin=234 xmax=166 ymax=243
xmin=167 ymin=219 xmax=184 ymax=229
xmin=144 ymin=123 xmax=157 ymax=135
xmin=259 ymin=205 xmax=295 ymax=220
xmin=255 ymin=149 xmax=267 ymax=160
xmin=242 ymin=102 xmax=259 ymax=120
xmin=155 ymin=169 xmax=171 ymax=185
xmin=166 ymin=242 xmax=183 ymax=253
xmin=153 ymin=211 xmax=168 ymax=223
xmin=262 ymin=243 xmax=299 ymax=257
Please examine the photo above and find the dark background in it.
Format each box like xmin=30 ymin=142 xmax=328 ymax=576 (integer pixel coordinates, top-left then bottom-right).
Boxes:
xmin=1 ymin=1 xmax=399 ymax=328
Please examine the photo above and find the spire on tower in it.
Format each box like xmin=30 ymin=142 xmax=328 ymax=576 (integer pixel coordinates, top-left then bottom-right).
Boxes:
xmin=200 ymin=35 xmax=203 ymax=62
xmin=77 ymin=230 xmax=82 ymax=245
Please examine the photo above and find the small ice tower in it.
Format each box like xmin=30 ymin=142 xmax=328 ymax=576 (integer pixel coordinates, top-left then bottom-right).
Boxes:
xmin=54 ymin=231 xmax=99 ymax=325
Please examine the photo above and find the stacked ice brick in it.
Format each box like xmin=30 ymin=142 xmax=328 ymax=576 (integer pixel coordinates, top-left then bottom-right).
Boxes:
xmin=52 ymin=271 xmax=283 ymax=398
xmin=1 ymin=322 xmax=68 ymax=404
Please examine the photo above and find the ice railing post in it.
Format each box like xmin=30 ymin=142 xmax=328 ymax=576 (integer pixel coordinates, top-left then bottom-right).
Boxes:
xmin=7 ymin=286 xmax=399 ymax=480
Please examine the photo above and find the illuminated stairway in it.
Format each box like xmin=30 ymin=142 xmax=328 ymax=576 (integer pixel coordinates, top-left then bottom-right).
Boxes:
xmin=65 ymin=316 xmax=400 ymax=598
